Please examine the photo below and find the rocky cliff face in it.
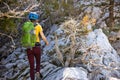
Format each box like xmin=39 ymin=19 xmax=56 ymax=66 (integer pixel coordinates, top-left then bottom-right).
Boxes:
xmin=0 ymin=0 xmax=120 ymax=80
xmin=42 ymin=22 xmax=120 ymax=80
xmin=0 ymin=23 xmax=120 ymax=80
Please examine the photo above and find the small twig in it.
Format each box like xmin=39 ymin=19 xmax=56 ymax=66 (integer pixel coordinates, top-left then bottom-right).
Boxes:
xmin=3 ymin=2 xmax=11 ymax=11
xmin=0 ymin=33 xmax=15 ymax=46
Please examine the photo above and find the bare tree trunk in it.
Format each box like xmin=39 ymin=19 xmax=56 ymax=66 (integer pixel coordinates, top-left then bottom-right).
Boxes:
xmin=55 ymin=35 xmax=64 ymax=66
xmin=108 ymin=0 xmax=114 ymax=29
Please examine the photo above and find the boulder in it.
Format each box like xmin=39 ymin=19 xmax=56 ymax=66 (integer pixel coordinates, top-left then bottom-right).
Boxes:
xmin=44 ymin=67 xmax=88 ymax=80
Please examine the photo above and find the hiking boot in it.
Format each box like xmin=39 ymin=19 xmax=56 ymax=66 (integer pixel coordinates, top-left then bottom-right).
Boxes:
xmin=40 ymin=73 xmax=43 ymax=79
xmin=35 ymin=72 xmax=41 ymax=80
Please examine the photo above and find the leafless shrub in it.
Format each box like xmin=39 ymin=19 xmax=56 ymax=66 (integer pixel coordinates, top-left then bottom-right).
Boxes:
xmin=54 ymin=18 xmax=84 ymax=67
xmin=0 ymin=0 xmax=42 ymax=18
xmin=54 ymin=18 xmax=119 ymax=74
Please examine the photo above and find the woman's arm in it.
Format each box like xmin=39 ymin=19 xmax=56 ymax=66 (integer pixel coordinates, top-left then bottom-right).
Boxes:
xmin=40 ymin=31 xmax=49 ymax=46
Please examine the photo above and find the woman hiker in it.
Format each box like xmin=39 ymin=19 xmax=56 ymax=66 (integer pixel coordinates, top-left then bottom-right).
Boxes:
xmin=21 ymin=12 xmax=49 ymax=80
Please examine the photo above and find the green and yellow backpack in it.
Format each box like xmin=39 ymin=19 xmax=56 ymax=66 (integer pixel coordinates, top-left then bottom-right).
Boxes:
xmin=21 ymin=21 xmax=36 ymax=48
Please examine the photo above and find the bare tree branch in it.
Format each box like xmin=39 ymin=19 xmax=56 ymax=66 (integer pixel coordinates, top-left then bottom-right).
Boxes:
xmin=0 ymin=2 xmax=41 ymax=18
xmin=55 ymin=34 xmax=64 ymax=66
xmin=3 ymin=2 xmax=11 ymax=11
xmin=0 ymin=32 xmax=15 ymax=46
